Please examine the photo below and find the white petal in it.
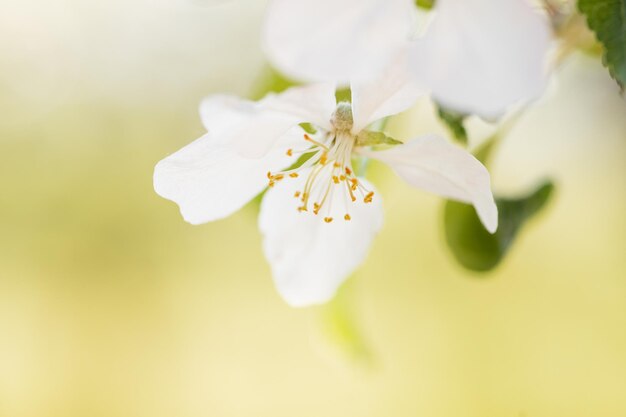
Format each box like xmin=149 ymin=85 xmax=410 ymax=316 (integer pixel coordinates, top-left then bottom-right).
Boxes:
xmin=350 ymin=51 xmax=425 ymax=133
xmin=363 ymin=135 xmax=498 ymax=233
xmin=259 ymin=82 xmax=337 ymax=131
xmin=258 ymin=171 xmax=384 ymax=307
xmin=154 ymin=131 xmax=297 ymax=225
xmin=200 ymin=83 xmax=336 ymax=158
xmin=262 ymin=0 xmax=415 ymax=84
xmin=408 ymin=0 xmax=552 ymax=119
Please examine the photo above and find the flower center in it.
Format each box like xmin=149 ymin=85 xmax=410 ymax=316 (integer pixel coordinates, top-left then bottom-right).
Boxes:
xmin=266 ymin=103 xmax=375 ymax=223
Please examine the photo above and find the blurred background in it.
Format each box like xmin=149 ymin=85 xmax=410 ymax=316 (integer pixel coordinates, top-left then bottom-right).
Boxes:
xmin=1 ymin=0 xmax=625 ymax=416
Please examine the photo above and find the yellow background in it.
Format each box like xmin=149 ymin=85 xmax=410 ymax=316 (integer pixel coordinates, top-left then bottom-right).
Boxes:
xmin=1 ymin=1 xmax=625 ymax=416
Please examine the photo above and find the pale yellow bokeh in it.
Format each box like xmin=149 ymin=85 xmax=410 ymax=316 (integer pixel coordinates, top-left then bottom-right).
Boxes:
xmin=0 ymin=1 xmax=625 ymax=416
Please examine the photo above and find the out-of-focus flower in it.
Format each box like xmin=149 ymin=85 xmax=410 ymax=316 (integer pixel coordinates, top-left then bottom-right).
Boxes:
xmin=262 ymin=0 xmax=553 ymax=119
xmin=154 ymin=67 xmax=497 ymax=307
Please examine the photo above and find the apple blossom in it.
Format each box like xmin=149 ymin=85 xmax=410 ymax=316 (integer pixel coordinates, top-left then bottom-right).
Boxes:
xmin=154 ymin=68 xmax=497 ymax=306
xmin=262 ymin=0 xmax=552 ymax=119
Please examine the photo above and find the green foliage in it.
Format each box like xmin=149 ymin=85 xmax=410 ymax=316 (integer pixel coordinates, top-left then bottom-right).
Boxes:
xmin=319 ymin=280 xmax=372 ymax=364
xmin=356 ymin=131 xmax=402 ymax=147
xmin=444 ymin=182 xmax=555 ymax=272
xmin=415 ymin=0 xmax=436 ymax=10
xmin=578 ymin=0 xmax=626 ymax=87
xmin=249 ymin=66 xmax=296 ymax=100
xmin=437 ymin=106 xmax=468 ymax=145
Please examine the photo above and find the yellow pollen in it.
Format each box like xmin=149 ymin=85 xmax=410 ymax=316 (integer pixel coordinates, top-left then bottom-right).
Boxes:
xmin=286 ymin=149 xmax=293 ymax=156
xmin=268 ymin=181 xmax=275 ymax=187
xmin=333 ymin=162 xmax=341 ymax=168
xmin=339 ymin=175 xmax=346 ymax=181
xmin=298 ymin=206 xmax=308 ymax=212
xmin=364 ymin=191 xmax=374 ymax=203
xmin=294 ymin=191 xmax=301 ymax=198
xmin=324 ymin=217 xmax=333 ymax=223
xmin=313 ymin=203 xmax=321 ymax=214
xmin=332 ymin=176 xmax=339 ymax=184
xmin=267 ymin=171 xmax=272 ymax=179
xmin=320 ymin=153 xmax=328 ymax=165
xmin=273 ymin=174 xmax=284 ymax=181
xmin=344 ymin=214 xmax=351 ymax=221
xmin=289 ymin=173 xmax=299 ymax=178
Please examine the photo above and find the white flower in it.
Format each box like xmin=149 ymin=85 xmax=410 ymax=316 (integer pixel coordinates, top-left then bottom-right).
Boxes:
xmin=153 ymin=68 xmax=497 ymax=307
xmin=262 ymin=0 xmax=552 ymax=119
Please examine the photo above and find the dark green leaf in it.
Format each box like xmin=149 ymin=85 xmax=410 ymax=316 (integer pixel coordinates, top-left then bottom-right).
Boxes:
xmin=578 ymin=0 xmax=626 ymax=87
xmin=444 ymin=181 xmax=555 ymax=272
xmin=437 ymin=106 xmax=468 ymax=145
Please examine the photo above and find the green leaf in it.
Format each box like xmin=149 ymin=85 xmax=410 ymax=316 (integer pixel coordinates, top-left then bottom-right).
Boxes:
xmin=318 ymin=280 xmax=372 ymax=364
xmin=249 ymin=66 xmax=297 ymax=100
xmin=437 ymin=106 xmax=468 ymax=145
xmin=578 ymin=0 xmax=626 ymax=87
xmin=444 ymin=181 xmax=555 ymax=272
xmin=415 ymin=0 xmax=436 ymax=10
xmin=356 ymin=131 xmax=402 ymax=147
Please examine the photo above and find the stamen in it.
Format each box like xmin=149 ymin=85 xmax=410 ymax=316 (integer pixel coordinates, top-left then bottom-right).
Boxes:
xmin=263 ymin=119 xmax=369 ymax=223
xmin=304 ymin=134 xmax=328 ymax=150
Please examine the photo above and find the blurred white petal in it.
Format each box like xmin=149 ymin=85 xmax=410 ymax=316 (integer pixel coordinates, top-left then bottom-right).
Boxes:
xmin=154 ymin=131 xmax=298 ymax=224
xmin=259 ymin=170 xmax=384 ymax=307
xmin=200 ymin=83 xmax=336 ymax=158
xmin=262 ymin=0 xmax=414 ymax=84
xmin=364 ymin=135 xmax=498 ymax=233
xmin=350 ymin=51 xmax=425 ymax=133
xmin=408 ymin=0 xmax=552 ymax=119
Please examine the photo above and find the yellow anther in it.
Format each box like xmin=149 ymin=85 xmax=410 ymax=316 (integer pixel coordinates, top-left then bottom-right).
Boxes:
xmin=333 ymin=162 xmax=341 ymax=168
xmin=298 ymin=206 xmax=308 ymax=212
xmin=324 ymin=217 xmax=333 ymax=223
xmin=339 ymin=175 xmax=346 ymax=181
xmin=344 ymin=214 xmax=351 ymax=221
xmin=268 ymin=181 xmax=275 ymax=188
xmin=267 ymin=171 xmax=272 ymax=179
xmin=273 ymin=174 xmax=284 ymax=181
xmin=364 ymin=191 xmax=374 ymax=203
xmin=289 ymin=173 xmax=299 ymax=178
xmin=350 ymin=178 xmax=358 ymax=191
xmin=294 ymin=191 xmax=301 ymax=198
xmin=286 ymin=149 xmax=293 ymax=156
xmin=345 ymin=167 xmax=352 ymax=175
xmin=313 ymin=203 xmax=321 ymax=214
xmin=320 ymin=153 xmax=328 ymax=165
xmin=332 ymin=176 xmax=339 ymax=184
